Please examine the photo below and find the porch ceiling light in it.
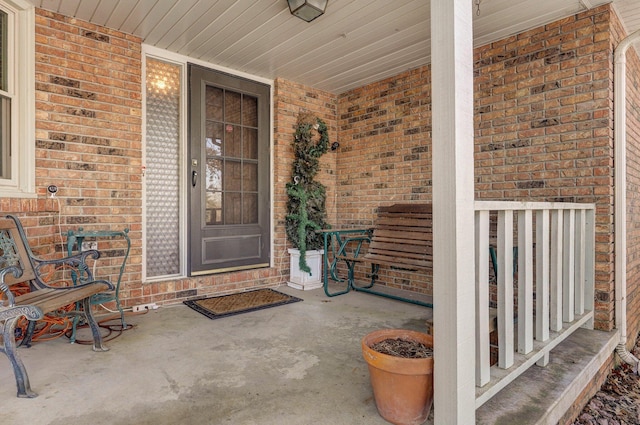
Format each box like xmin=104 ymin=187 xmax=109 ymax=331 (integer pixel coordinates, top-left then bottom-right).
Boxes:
xmin=287 ymin=0 xmax=328 ymax=22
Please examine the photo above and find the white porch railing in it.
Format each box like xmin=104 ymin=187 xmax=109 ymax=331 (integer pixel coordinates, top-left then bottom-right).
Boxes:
xmin=474 ymin=201 xmax=595 ymax=407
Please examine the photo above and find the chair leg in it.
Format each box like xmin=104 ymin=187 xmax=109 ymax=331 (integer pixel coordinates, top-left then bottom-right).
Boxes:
xmin=119 ymin=308 xmax=127 ymax=330
xmin=82 ymin=298 xmax=109 ymax=352
xmin=116 ymin=300 xmax=127 ymax=330
xmin=2 ymin=317 xmax=37 ymax=398
xmin=18 ymin=320 xmax=36 ymax=348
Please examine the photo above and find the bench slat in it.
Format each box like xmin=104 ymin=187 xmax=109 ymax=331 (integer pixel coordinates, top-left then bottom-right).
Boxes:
xmin=367 ymin=248 xmax=432 ymax=260
xmin=15 ymin=284 xmax=111 ymax=314
xmin=364 ymin=253 xmax=433 ymax=269
xmin=376 ymin=217 xmax=432 ymax=228
xmin=378 ymin=203 xmax=433 ymax=214
xmin=341 ymin=254 xmax=433 ymax=270
xmin=378 ymin=211 xmax=432 ymax=217
xmin=369 ymin=241 xmax=432 ymax=256
xmin=373 ymin=236 xmax=432 ymax=247
xmin=374 ymin=229 xmax=433 ymax=241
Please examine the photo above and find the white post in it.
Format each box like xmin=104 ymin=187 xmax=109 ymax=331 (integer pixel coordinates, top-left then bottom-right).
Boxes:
xmin=431 ymin=0 xmax=476 ymax=422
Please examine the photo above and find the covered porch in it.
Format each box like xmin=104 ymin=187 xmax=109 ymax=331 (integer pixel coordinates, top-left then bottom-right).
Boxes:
xmin=0 ymin=285 xmax=616 ymax=425
xmin=3 ymin=0 xmax=640 ymax=423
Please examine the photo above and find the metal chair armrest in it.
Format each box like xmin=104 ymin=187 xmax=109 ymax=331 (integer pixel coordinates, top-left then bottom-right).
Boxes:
xmin=0 ymin=266 xmax=22 ymax=307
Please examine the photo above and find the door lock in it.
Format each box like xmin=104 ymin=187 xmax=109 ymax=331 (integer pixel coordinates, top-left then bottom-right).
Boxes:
xmin=191 ymin=159 xmax=198 ymax=187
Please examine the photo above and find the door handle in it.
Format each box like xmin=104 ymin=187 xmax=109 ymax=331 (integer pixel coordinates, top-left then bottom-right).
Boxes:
xmin=191 ymin=170 xmax=198 ymax=187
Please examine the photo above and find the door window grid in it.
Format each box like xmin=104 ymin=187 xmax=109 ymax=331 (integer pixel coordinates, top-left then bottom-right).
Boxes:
xmin=205 ymin=86 xmax=259 ymax=226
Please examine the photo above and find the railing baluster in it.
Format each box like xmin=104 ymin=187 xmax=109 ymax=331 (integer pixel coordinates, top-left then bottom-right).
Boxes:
xmin=535 ymin=209 xmax=550 ymax=342
xmin=475 ymin=210 xmax=490 ymax=386
xmin=497 ymin=210 xmax=514 ymax=369
xmin=518 ymin=209 xmax=533 ymax=354
xmin=536 ymin=209 xmax=550 ymax=367
xmin=550 ymin=210 xmax=563 ymax=332
xmin=563 ymin=210 xmax=576 ymax=323
xmin=574 ymin=209 xmax=586 ymax=315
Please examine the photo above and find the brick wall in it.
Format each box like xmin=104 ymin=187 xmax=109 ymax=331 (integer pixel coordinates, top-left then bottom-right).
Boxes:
xmin=337 ymin=67 xmax=432 ymax=220
xmin=0 ymin=199 xmax=61 ymax=258
xmin=335 ymin=67 xmax=434 ymax=294
xmin=334 ymin=4 xmax=620 ymax=330
xmin=5 ymin=9 xmax=145 ymax=300
xmin=474 ymin=5 xmax=616 ymax=331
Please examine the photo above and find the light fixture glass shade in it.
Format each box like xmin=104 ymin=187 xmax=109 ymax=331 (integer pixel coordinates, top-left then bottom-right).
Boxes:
xmin=287 ymin=0 xmax=328 ymax=22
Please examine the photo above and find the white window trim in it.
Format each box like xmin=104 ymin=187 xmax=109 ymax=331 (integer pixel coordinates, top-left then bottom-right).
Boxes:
xmin=0 ymin=0 xmax=34 ymax=198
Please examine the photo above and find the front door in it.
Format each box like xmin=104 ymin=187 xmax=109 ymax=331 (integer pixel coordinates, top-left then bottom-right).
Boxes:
xmin=188 ymin=64 xmax=270 ymax=275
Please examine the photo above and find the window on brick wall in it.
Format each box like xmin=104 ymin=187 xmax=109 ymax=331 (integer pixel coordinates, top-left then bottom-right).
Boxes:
xmin=0 ymin=0 xmax=34 ymax=198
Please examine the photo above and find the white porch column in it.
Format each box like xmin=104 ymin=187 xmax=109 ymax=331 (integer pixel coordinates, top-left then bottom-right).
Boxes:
xmin=431 ymin=0 xmax=476 ymax=423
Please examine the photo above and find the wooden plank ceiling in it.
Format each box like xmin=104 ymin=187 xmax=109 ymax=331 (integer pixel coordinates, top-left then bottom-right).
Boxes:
xmin=27 ymin=0 xmax=640 ymax=94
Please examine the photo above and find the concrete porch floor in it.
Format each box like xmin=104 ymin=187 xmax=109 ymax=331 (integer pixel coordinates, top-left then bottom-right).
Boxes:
xmin=1 ymin=285 xmax=433 ymax=425
xmin=0 ymin=285 xmax=617 ymax=425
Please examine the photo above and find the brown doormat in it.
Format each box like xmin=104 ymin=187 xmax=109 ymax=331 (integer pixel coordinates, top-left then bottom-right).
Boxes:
xmin=183 ymin=288 xmax=302 ymax=320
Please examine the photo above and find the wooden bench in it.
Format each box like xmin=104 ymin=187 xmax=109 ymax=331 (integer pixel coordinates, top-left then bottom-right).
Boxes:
xmin=319 ymin=203 xmax=433 ymax=306
xmin=0 ymin=215 xmax=113 ymax=398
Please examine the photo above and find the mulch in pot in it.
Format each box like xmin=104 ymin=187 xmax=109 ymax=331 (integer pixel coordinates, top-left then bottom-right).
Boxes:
xmin=371 ymin=338 xmax=433 ymax=358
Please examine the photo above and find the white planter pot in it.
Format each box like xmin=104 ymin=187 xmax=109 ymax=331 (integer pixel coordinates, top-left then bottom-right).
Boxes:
xmin=287 ymin=248 xmax=324 ymax=291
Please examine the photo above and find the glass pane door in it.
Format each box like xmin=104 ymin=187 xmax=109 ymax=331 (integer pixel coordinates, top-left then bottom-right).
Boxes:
xmin=189 ymin=64 xmax=270 ymax=275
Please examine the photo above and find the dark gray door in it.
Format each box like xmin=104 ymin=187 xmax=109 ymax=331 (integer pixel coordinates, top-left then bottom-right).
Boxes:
xmin=188 ymin=64 xmax=270 ymax=275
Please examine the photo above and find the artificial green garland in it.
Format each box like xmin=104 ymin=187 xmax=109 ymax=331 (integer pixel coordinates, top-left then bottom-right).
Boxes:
xmin=285 ymin=113 xmax=330 ymax=274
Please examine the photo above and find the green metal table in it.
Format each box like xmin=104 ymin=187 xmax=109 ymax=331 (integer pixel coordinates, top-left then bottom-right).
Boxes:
xmin=319 ymin=228 xmax=434 ymax=308
xmin=318 ymin=227 xmax=372 ymax=297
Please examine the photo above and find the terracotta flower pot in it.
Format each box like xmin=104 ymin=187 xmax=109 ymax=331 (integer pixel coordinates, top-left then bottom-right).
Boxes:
xmin=362 ymin=329 xmax=434 ymax=425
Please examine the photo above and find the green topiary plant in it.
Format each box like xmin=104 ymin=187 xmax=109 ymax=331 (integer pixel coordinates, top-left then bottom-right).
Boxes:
xmin=285 ymin=112 xmax=330 ymax=274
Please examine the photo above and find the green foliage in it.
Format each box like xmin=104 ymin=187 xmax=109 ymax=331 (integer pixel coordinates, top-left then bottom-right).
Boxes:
xmin=285 ymin=113 xmax=330 ymax=273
